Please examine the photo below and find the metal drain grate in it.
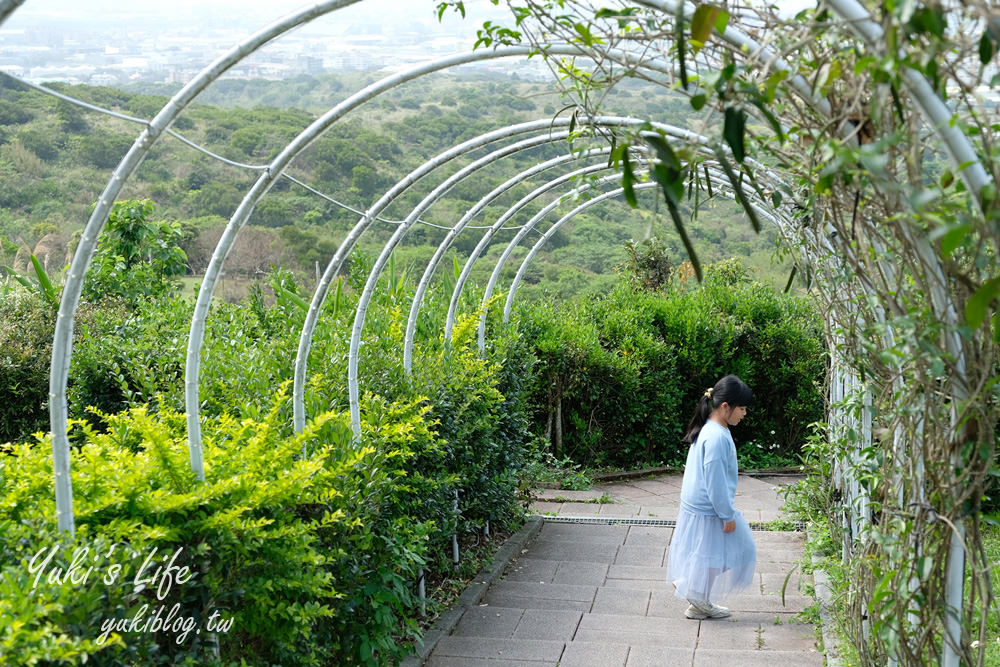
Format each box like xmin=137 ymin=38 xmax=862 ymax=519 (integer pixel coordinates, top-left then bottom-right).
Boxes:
xmin=530 ymin=514 xmax=805 ymax=532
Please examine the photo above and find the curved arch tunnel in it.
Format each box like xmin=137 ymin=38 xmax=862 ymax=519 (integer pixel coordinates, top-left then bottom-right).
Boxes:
xmin=1 ymin=9 xmax=989 ymax=663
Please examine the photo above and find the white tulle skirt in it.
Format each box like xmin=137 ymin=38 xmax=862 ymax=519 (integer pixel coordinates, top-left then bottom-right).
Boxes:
xmin=667 ymin=507 xmax=757 ymax=603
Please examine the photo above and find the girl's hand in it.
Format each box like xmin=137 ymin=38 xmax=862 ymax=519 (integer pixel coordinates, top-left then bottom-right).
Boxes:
xmin=722 ymin=520 xmax=736 ymax=533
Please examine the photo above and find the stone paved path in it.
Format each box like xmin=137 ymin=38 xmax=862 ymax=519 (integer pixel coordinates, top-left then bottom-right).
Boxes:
xmin=422 ymin=474 xmax=824 ymax=667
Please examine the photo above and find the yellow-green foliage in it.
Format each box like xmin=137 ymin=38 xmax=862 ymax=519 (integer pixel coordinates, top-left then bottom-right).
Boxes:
xmin=0 ymin=389 xmax=440 ymax=666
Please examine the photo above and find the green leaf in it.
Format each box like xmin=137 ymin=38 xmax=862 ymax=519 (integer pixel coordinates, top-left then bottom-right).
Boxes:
xmin=783 ymin=265 xmax=798 ymax=293
xmin=965 ymin=277 xmax=1000 ymax=329
xmin=643 ymin=134 xmax=680 ymax=170
xmin=651 ymin=163 xmax=684 ymax=205
xmin=663 ymin=195 xmax=701 ymax=281
xmin=936 ymin=224 xmax=970 ymax=257
xmin=764 ymin=71 xmax=788 ymax=103
xmin=749 ymin=99 xmax=784 ymax=141
xmin=714 ymin=10 xmax=730 ymax=33
xmin=573 ymin=22 xmax=595 ymax=45
xmin=29 ymin=254 xmax=57 ymax=308
xmin=713 ymin=145 xmax=761 ymax=232
xmin=690 ymin=93 xmax=707 ymax=110
xmin=980 ymin=31 xmax=996 ymax=65
xmin=723 ymin=106 xmax=746 ymax=163
xmin=276 ymin=283 xmax=310 ymax=312
xmin=675 ymin=2 xmax=688 ymax=90
xmin=621 ymin=150 xmax=638 ymax=208
xmin=690 ymin=5 xmax=720 ymax=54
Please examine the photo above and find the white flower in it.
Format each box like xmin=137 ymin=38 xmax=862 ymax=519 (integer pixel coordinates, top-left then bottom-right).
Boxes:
xmin=971 ymin=640 xmax=981 ymax=649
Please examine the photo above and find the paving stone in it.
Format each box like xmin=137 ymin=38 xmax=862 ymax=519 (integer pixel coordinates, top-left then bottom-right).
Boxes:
xmin=533 ymin=489 xmax=607 ymax=501
xmin=537 ymin=523 xmax=628 ymax=543
xmin=558 ymin=502 xmax=604 ymax=515
xmin=624 ymin=646 xmax=696 ymax=667
xmin=525 ymin=541 xmax=621 ymax=563
xmin=693 ymin=649 xmax=824 ymax=666
xmin=573 ymin=627 xmax=698 ymax=648
xmin=425 ymin=657 xmax=555 ymax=667
xmin=502 ymin=558 xmax=560 ymax=583
xmin=426 ymin=475 xmax=822 ymax=667
xmin=757 ymin=548 xmax=805 ymax=563
xmin=636 ymin=505 xmax=679 ymax=518
xmin=753 ymin=559 xmax=804 ymax=574
xmin=760 ymin=571 xmax=810 ymax=596
xmin=710 ymin=611 xmax=802 ymax=625
xmin=646 ymin=591 xmax=692 ymax=618
xmin=696 ymin=617 xmax=762 ymax=650
xmin=737 ymin=477 xmax=782 ymax=493
xmin=557 ymin=641 xmax=630 ymax=667
xmin=759 ymin=622 xmax=819 ymax=651
xmin=604 ymin=577 xmax=674 ymax=592
xmin=512 ymin=608 xmax=582 ymax=641
xmin=764 ymin=475 xmax=808 ymax=486
xmin=754 ymin=531 xmax=806 ymax=545
xmin=552 ymin=561 xmax=609 ymax=586
xmin=722 ymin=594 xmax=811 ymax=613
xmin=599 ymin=503 xmax=643 ymax=516
xmin=575 ymin=612 xmax=698 ymax=646
xmin=485 ymin=593 xmax=593 ymax=612
xmin=607 ymin=564 xmax=667 ymax=581
xmin=590 ymin=587 xmax=650 ymax=616
xmin=530 ymin=501 xmax=564 ymax=515
xmin=614 ymin=544 xmax=666 ymax=567
xmin=628 ymin=479 xmax=681 ymax=493
xmin=453 ymin=606 xmax=525 ymax=638
xmin=599 ymin=482 xmax=662 ymax=496
xmin=488 ymin=580 xmax=597 ymax=602
xmin=431 ymin=636 xmax=566 ymax=661
xmin=759 ymin=509 xmax=787 ymax=522
xmin=624 ymin=525 xmax=673 ymax=546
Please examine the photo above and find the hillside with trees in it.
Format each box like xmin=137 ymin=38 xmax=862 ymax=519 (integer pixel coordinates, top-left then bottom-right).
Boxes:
xmin=1 ymin=71 xmax=792 ymax=302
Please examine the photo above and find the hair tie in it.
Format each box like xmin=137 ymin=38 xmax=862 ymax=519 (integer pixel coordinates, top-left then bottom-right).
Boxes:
xmin=704 ymin=387 xmax=713 ymax=398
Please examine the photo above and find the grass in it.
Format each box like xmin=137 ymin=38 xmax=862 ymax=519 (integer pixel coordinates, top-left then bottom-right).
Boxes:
xmin=978 ymin=523 xmax=1000 ymax=666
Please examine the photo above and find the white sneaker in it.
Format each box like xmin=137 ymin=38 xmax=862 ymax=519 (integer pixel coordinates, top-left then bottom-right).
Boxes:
xmin=684 ymin=599 xmax=731 ymax=619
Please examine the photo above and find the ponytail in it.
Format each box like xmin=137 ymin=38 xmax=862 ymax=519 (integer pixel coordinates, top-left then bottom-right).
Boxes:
xmin=682 ymin=391 xmax=715 ymax=443
xmin=682 ymin=375 xmax=753 ymax=443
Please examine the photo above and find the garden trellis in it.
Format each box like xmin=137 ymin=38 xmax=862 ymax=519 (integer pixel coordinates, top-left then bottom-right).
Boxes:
xmin=2 ymin=0 xmax=998 ymax=665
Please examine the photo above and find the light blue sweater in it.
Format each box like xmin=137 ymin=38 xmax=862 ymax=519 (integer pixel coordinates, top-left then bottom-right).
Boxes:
xmin=679 ymin=420 xmax=738 ymax=522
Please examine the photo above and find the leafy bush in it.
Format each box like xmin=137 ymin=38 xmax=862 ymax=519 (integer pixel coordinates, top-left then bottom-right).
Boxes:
xmin=0 ymin=393 xmax=437 ymax=666
xmin=82 ymin=199 xmax=187 ymax=306
xmin=515 ymin=260 xmax=827 ymax=467
xmin=0 ymin=289 xmax=54 ymax=443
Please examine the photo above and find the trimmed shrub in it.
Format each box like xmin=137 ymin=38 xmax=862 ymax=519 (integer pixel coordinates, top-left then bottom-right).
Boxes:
xmin=0 ymin=393 xmax=436 ymax=666
xmin=515 ymin=261 xmax=827 ymax=467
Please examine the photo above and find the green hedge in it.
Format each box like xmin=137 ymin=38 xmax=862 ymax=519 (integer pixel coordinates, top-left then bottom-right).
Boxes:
xmin=514 ymin=261 xmax=827 ymax=467
xmin=1 ymin=395 xmax=441 ymax=666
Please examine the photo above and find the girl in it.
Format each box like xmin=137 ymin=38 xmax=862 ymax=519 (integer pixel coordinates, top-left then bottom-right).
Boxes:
xmin=666 ymin=374 xmax=757 ymax=620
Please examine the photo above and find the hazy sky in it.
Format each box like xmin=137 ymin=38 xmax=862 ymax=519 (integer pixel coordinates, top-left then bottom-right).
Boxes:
xmin=4 ymin=0 xmax=813 ymax=32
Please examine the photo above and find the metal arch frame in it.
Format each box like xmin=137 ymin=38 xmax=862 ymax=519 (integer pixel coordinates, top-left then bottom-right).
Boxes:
xmin=191 ymin=46 xmax=569 ymax=463
xmin=0 ymin=0 xmax=26 ymax=28
xmin=413 ymin=121 xmax=793 ymax=370
xmin=499 ymin=171 xmax=793 ymax=327
xmin=338 ymin=116 xmax=648 ymax=436
xmin=470 ymin=154 xmax=793 ymax=353
xmin=44 ymin=0 xmax=365 ymax=535
xmin=402 ymin=147 xmax=619 ymax=374
xmin=285 ymin=44 xmax=694 ymax=434
xmin=339 ymin=115 xmax=786 ymax=438
xmin=289 ymin=118 xmax=579 ymax=437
